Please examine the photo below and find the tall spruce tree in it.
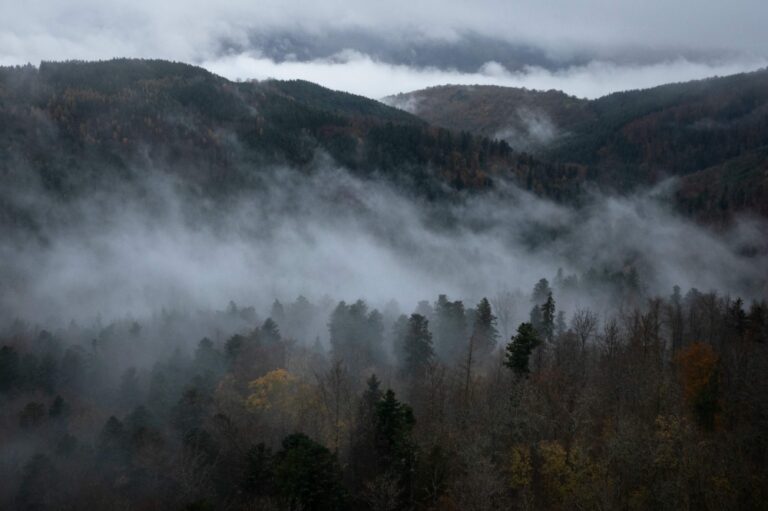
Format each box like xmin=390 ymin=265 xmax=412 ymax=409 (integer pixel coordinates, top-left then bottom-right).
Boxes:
xmin=471 ymin=297 xmax=499 ymax=356
xmin=433 ymin=295 xmax=467 ymax=362
xmin=349 ymin=374 xmax=384 ymax=493
xmin=375 ymin=389 xmax=416 ymax=506
xmin=531 ymin=278 xmax=552 ymax=304
xmin=504 ymin=323 xmax=541 ymax=377
xmin=540 ymin=292 xmax=556 ymax=342
xmin=401 ymin=314 xmax=434 ymax=378
xmin=329 ymin=300 xmax=385 ymax=370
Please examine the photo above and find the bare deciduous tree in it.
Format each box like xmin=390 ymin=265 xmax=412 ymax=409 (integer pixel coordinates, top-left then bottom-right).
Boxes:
xmin=571 ymin=308 xmax=598 ymax=350
xmin=363 ymin=473 xmax=402 ymax=511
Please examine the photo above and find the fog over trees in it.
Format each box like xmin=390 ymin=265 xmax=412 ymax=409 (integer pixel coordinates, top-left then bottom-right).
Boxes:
xmin=0 ymin=58 xmax=767 ymax=510
xmin=1 ymin=167 xmax=766 ymax=509
xmin=1 ymin=274 xmax=766 ymax=510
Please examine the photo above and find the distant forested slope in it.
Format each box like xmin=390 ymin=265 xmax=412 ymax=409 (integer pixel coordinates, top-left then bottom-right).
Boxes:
xmin=388 ymin=70 xmax=768 ymax=219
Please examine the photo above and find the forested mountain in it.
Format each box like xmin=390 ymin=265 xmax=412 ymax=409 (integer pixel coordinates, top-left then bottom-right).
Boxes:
xmin=387 ymin=69 xmax=768 ymax=219
xmin=5 ymin=59 xmax=765 ymax=223
xmin=0 ymin=59 xmax=529 ymax=202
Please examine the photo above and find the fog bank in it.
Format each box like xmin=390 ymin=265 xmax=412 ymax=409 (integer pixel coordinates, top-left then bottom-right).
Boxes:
xmin=1 ymin=166 xmax=765 ymax=327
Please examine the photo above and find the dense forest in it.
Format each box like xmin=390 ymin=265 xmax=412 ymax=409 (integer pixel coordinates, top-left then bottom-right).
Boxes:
xmin=9 ymin=59 xmax=764 ymax=225
xmin=0 ymin=58 xmax=767 ymax=510
xmin=0 ymin=58 xmax=617 ymax=232
xmin=1 ymin=280 xmax=766 ymax=510
xmin=0 ymin=59 xmax=529 ymax=202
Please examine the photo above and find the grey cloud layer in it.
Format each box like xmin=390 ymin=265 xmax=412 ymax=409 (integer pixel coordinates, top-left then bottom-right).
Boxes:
xmin=1 ymin=0 xmax=767 ymax=98
xmin=3 ymin=0 xmax=767 ymax=60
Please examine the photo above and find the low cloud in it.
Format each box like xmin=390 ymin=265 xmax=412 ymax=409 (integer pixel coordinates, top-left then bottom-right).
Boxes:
xmin=492 ymin=108 xmax=560 ymax=152
xmin=2 ymin=165 xmax=765 ymax=327
xmin=203 ymin=52 xmax=768 ymax=99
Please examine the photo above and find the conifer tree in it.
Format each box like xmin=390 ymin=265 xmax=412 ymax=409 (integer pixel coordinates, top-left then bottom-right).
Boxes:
xmin=433 ymin=295 xmax=467 ymax=361
xmin=504 ymin=323 xmax=541 ymax=377
xmin=375 ymin=389 xmax=416 ymax=506
xmin=471 ymin=297 xmax=499 ymax=356
xmin=401 ymin=314 xmax=434 ymax=378
xmin=531 ymin=278 xmax=552 ymax=304
xmin=540 ymin=292 xmax=556 ymax=342
xmin=350 ymin=374 xmax=384 ymax=492
xmin=260 ymin=318 xmax=281 ymax=344
xmin=274 ymin=433 xmax=347 ymax=511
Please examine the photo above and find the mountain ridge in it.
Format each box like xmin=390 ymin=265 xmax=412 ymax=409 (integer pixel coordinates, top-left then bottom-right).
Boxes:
xmin=2 ymin=59 xmax=767 ymax=224
xmin=0 ymin=59 xmax=532 ymax=199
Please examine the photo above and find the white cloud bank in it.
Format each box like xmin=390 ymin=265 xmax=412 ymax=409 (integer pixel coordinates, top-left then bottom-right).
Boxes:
xmin=202 ymin=51 xmax=768 ymax=99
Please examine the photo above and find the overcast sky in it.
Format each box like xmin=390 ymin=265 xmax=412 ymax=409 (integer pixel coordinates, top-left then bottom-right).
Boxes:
xmin=1 ymin=0 xmax=766 ymax=98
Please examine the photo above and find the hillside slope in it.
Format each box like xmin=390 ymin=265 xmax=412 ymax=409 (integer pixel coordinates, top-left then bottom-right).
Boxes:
xmin=385 ymin=85 xmax=594 ymax=152
xmin=0 ymin=59 xmax=547 ymax=205
xmin=388 ymin=70 xmax=768 ymax=219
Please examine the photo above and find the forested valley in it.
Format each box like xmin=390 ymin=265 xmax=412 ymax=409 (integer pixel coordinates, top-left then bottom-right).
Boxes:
xmin=0 ymin=59 xmax=767 ymax=511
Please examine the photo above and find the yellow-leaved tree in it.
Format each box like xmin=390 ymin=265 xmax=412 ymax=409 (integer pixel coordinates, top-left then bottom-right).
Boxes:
xmin=247 ymin=369 xmax=298 ymax=411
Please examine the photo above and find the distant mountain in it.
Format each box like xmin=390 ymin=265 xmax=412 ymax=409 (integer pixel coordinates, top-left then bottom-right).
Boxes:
xmin=551 ymin=70 xmax=768 ymax=219
xmin=385 ymin=85 xmax=594 ymax=152
xmin=386 ymin=69 xmax=768 ymax=219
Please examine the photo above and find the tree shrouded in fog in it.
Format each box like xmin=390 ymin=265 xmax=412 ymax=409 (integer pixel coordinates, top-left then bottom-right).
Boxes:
xmin=540 ymin=292 xmax=556 ymax=343
xmin=400 ymin=313 xmax=434 ymax=379
xmin=0 ymin=286 xmax=766 ymax=510
xmin=433 ymin=295 xmax=467 ymax=362
xmin=531 ymin=278 xmax=552 ymax=305
xmin=462 ymin=297 xmax=499 ymax=401
xmin=329 ymin=300 xmax=385 ymax=372
xmin=470 ymin=297 xmax=499 ymax=357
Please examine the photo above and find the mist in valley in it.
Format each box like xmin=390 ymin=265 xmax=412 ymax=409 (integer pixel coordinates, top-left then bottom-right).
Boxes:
xmin=2 ymin=158 xmax=765 ymax=333
xmin=2 ymin=152 xmax=767 ymax=509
